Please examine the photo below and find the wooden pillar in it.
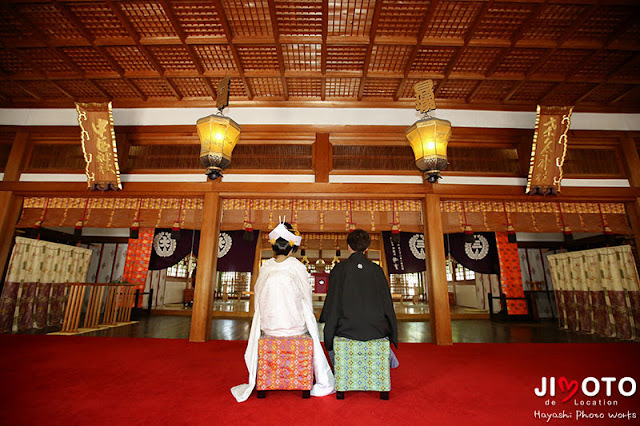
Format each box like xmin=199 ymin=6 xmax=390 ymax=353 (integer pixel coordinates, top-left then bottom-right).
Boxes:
xmin=0 ymin=193 xmax=23 ymax=284
xmin=422 ymin=194 xmax=452 ymax=345
xmin=620 ymin=136 xmax=640 ymax=188
xmin=249 ymin=231 xmax=262 ymax=316
xmin=378 ymin=233 xmax=390 ymax=285
xmin=313 ymin=132 xmax=331 ymax=183
xmin=189 ymin=192 xmax=222 ymax=342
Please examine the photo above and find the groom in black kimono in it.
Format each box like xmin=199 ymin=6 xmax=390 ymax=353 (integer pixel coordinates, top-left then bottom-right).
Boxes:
xmin=320 ymin=229 xmax=398 ymax=366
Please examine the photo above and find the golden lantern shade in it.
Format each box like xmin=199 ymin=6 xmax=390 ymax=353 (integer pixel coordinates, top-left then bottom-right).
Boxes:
xmin=196 ymin=114 xmax=241 ymax=180
xmin=405 ymin=117 xmax=452 ymax=183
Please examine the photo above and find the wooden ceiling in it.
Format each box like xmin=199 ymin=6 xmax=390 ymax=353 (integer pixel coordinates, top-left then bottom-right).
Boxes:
xmin=0 ymin=0 xmax=639 ymax=111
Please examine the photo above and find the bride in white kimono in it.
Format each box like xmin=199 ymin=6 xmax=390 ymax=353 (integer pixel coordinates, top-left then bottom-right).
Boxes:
xmin=231 ymin=222 xmax=335 ymax=402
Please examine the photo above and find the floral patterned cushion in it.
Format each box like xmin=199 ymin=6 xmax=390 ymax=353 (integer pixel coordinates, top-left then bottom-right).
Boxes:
xmin=256 ymin=334 xmax=314 ymax=391
xmin=334 ymin=336 xmax=391 ymax=392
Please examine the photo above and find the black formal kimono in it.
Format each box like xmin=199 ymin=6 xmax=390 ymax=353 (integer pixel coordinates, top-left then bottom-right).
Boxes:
xmin=320 ymin=251 xmax=398 ymax=351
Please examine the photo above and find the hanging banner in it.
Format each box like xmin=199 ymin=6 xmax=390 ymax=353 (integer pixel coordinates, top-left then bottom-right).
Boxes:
xmin=149 ymin=229 xmax=200 ymax=271
xmin=445 ymin=232 xmax=499 ymax=275
xmin=526 ymin=105 xmax=573 ymax=195
xmin=382 ymin=231 xmax=426 ymax=274
xmin=76 ymin=101 xmax=122 ymax=191
xmin=216 ymin=230 xmax=260 ymax=272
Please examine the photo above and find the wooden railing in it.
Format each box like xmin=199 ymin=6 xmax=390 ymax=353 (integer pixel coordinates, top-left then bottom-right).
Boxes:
xmin=62 ymin=282 xmax=137 ymax=333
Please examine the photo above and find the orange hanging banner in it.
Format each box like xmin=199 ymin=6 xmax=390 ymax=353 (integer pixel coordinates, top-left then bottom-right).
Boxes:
xmin=526 ymin=105 xmax=573 ymax=195
xmin=76 ymin=101 xmax=122 ymax=191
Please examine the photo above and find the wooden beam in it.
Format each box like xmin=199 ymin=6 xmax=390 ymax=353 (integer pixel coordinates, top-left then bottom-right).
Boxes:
xmin=249 ymin=230 xmax=263 ymax=317
xmin=357 ymin=0 xmax=384 ymax=100
xmin=266 ymin=0 xmax=288 ymax=100
xmin=189 ymin=191 xmax=222 ymax=342
xmin=4 ymin=131 xmax=31 ymax=182
xmin=394 ymin=0 xmax=440 ymax=101
xmin=621 ymin=136 xmax=640 ymax=188
xmin=313 ymin=132 xmax=331 ymax=183
xmin=0 ymin=193 xmax=23 ymax=286
xmin=423 ymin=194 xmax=452 ymax=345
xmin=211 ymin=0 xmax=253 ymax=100
xmin=435 ymin=1 xmax=493 ymax=97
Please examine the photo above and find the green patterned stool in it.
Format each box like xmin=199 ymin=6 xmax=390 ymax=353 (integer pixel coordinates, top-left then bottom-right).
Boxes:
xmin=333 ymin=336 xmax=391 ymax=400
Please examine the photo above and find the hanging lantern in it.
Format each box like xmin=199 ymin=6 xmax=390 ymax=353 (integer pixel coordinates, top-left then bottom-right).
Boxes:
xmin=196 ymin=77 xmax=240 ymax=180
xmin=406 ymin=117 xmax=452 ymax=183
xmin=406 ymin=80 xmax=452 ymax=183
xmin=196 ymin=114 xmax=241 ymax=180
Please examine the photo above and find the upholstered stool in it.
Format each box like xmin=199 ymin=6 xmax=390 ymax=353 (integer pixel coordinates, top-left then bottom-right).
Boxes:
xmin=256 ymin=334 xmax=314 ymax=399
xmin=333 ymin=336 xmax=391 ymax=400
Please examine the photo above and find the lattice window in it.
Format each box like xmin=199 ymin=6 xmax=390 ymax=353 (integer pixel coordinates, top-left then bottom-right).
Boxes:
xmin=68 ymin=3 xmax=129 ymax=40
xmin=508 ymin=81 xmax=556 ymax=103
xmin=217 ymin=271 xmax=251 ymax=295
xmin=18 ymin=48 xmax=73 ymax=73
xmin=286 ymin=78 xmax=322 ymax=98
xmin=282 ymin=44 xmax=321 ymax=71
xmin=564 ymin=148 xmax=622 ymax=177
xmin=229 ymin=78 xmax=248 ymax=98
xmin=521 ymin=4 xmax=589 ymax=41
xmin=571 ymin=51 xmax=633 ymax=80
xmin=232 ymin=144 xmax=313 ymax=170
xmin=447 ymin=147 xmax=520 ymax=174
xmin=0 ymin=81 xmax=31 ymax=99
xmin=148 ymin=46 xmax=197 ymax=71
xmin=453 ymin=47 xmax=503 ymax=74
xmin=131 ymin=79 xmax=175 ymax=98
xmin=63 ymin=47 xmax=115 ymax=74
xmin=536 ymin=49 xmax=592 ymax=76
xmin=221 ymin=0 xmax=272 ymax=37
xmin=127 ymin=145 xmax=200 ymax=170
xmin=172 ymin=0 xmax=224 ymax=37
xmin=247 ymin=77 xmax=284 ymax=98
xmin=368 ymin=45 xmax=412 ymax=73
xmin=19 ymin=80 xmax=67 ymax=99
xmin=570 ymin=6 xmax=630 ymax=43
xmin=325 ymin=78 xmax=359 ymax=98
xmin=94 ymin=79 xmax=139 ymax=99
xmin=473 ymin=3 xmax=536 ymax=40
xmin=328 ymin=0 xmax=375 ymax=37
xmin=425 ymin=1 xmax=484 ymax=39
xmin=119 ymin=1 xmax=177 ymax=39
xmin=377 ymin=1 xmax=430 ymax=38
xmin=411 ymin=47 xmax=457 ymax=74
xmin=237 ymin=46 xmax=279 ymax=71
xmin=494 ymin=48 xmax=548 ymax=75
xmin=390 ymin=272 xmax=423 ymax=297
xmin=167 ymin=256 xmax=196 ymax=279
xmin=472 ymin=81 xmax=518 ymax=102
xmin=326 ymin=45 xmax=367 ymax=71
xmin=194 ymin=45 xmax=236 ymax=71
xmin=580 ymin=84 xmax=633 ymax=105
xmin=542 ymin=82 xmax=594 ymax=105
xmin=437 ymin=80 xmax=479 ymax=100
xmin=275 ymin=0 xmax=323 ymax=37
xmin=55 ymin=80 xmax=105 ymax=99
xmin=0 ymin=49 xmax=33 ymax=74
xmin=362 ymin=78 xmax=401 ymax=98
xmin=0 ymin=9 xmax=34 ymax=39
xmin=332 ymin=145 xmax=414 ymax=171
xmin=29 ymin=144 xmax=85 ymax=170
xmin=106 ymin=46 xmax=156 ymax=72
xmin=170 ymin=78 xmax=210 ymax=98
xmin=18 ymin=3 xmax=83 ymax=41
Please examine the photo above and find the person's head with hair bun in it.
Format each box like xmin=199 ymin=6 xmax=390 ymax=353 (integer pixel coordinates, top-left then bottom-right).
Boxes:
xmin=270 ymin=222 xmax=300 ymax=256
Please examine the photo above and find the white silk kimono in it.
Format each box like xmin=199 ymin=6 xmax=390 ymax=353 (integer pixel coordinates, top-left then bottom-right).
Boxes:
xmin=231 ymin=257 xmax=335 ymax=402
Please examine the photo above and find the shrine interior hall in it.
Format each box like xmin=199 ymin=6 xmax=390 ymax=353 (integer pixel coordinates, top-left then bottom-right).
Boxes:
xmin=0 ymin=1 xmax=640 ymax=424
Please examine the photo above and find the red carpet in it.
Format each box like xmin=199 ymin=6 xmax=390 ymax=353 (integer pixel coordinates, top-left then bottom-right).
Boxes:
xmin=1 ymin=335 xmax=639 ymax=426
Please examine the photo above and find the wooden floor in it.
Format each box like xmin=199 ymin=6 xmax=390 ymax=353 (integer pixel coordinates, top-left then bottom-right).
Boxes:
xmin=73 ymin=315 xmax=623 ymax=344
